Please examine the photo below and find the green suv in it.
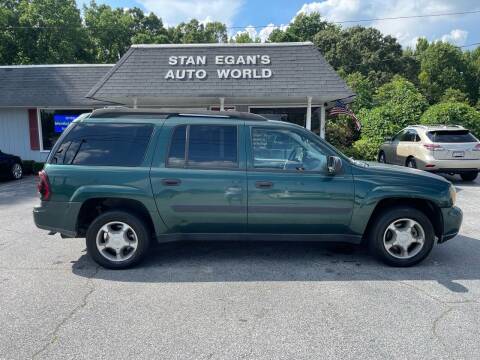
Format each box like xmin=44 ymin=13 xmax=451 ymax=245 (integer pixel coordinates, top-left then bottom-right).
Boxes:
xmin=33 ymin=108 xmax=462 ymax=269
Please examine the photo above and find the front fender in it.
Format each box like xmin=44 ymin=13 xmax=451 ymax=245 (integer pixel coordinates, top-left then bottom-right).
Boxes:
xmin=350 ymin=172 xmax=451 ymax=235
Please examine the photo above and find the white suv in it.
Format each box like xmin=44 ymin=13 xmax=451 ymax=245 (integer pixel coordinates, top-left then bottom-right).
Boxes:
xmin=378 ymin=125 xmax=480 ymax=181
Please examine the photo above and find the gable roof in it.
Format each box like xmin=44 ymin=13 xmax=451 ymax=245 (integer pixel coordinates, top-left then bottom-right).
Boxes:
xmin=87 ymin=42 xmax=354 ymax=106
xmin=0 ymin=64 xmax=113 ymax=107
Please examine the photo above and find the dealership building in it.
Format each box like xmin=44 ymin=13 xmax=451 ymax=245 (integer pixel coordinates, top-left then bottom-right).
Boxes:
xmin=0 ymin=42 xmax=354 ymax=162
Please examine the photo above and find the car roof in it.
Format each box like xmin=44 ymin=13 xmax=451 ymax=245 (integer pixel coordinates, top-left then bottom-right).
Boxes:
xmin=408 ymin=124 xmax=467 ymax=131
xmin=89 ymin=107 xmax=268 ymax=121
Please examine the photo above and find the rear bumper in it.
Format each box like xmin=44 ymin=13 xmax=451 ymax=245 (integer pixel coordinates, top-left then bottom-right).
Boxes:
xmin=439 ymin=206 xmax=463 ymax=243
xmin=417 ymin=158 xmax=480 ymax=172
xmin=33 ymin=201 xmax=81 ymax=237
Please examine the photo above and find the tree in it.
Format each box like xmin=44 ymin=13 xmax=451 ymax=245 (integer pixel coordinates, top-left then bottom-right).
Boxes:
xmin=169 ymin=19 xmax=227 ymax=44
xmin=420 ymin=102 xmax=480 ymax=137
xmin=418 ymin=41 xmax=477 ymax=104
xmin=440 ymin=88 xmax=469 ymax=103
xmin=286 ymin=12 xmax=329 ymax=42
xmin=0 ymin=0 xmax=20 ymax=64
xmin=314 ymin=26 xmax=405 ymax=87
xmin=352 ymin=76 xmax=428 ymax=160
xmin=345 ymin=72 xmax=375 ymax=112
xmin=14 ymin=0 xmax=90 ymax=64
xmin=267 ymin=28 xmax=299 ymax=42
xmin=129 ymin=8 xmax=169 ymax=44
xmin=84 ymin=1 xmax=135 ymax=63
xmin=231 ymin=32 xmax=259 ymax=43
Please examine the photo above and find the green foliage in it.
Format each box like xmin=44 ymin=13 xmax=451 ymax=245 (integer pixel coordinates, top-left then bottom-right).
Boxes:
xmin=169 ymin=19 xmax=227 ymax=44
xmin=420 ymin=102 xmax=480 ymax=138
xmin=440 ymin=88 xmax=469 ymax=104
xmin=344 ymin=72 xmax=375 ymax=112
xmin=267 ymin=29 xmax=299 ymax=43
xmin=314 ymin=25 xmax=406 ymax=87
xmin=325 ymin=115 xmax=360 ymax=155
xmin=285 ymin=12 xmax=329 ymax=42
xmin=33 ymin=162 xmax=45 ymax=173
xmin=352 ymin=76 xmax=428 ymax=160
xmin=418 ymin=41 xmax=477 ymax=104
xmin=14 ymin=0 xmax=90 ymax=64
xmin=231 ymin=32 xmax=259 ymax=43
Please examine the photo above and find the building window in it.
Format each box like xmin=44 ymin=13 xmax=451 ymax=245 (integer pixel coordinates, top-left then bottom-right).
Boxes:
xmin=249 ymin=107 xmax=321 ymax=133
xmin=39 ymin=109 xmax=91 ymax=151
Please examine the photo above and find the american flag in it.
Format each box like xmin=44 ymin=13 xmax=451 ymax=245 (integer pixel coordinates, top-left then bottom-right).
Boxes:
xmin=329 ymin=100 xmax=361 ymax=131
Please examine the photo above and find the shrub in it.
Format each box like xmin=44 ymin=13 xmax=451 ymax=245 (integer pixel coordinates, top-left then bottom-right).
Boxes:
xmin=32 ymin=162 xmax=45 ymax=173
xmin=420 ymin=102 xmax=480 ymax=137
xmin=352 ymin=137 xmax=383 ymax=161
xmin=22 ymin=160 xmax=35 ymax=175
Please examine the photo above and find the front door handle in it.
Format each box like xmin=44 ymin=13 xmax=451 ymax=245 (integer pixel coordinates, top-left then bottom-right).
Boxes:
xmin=161 ymin=178 xmax=181 ymax=186
xmin=255 ymin=181 xmax=273 ymax=189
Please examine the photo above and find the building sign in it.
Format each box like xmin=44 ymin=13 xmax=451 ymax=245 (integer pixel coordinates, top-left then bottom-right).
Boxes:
xmin=53 ymin=114 xmax=78 ymax=133
xmin=164 ymin=55 xmax=272 ymax=80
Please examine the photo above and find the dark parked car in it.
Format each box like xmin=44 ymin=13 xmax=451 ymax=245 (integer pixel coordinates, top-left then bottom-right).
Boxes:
xmin=34 ymin=109 xmax=462 ymax=269
xmin=0 ymin=149 xmax=23 ymax=180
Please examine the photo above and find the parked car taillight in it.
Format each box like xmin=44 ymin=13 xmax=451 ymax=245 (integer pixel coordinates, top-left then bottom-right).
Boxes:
xmin=423 ymin=143 xmax=444 ymax=151
xmin=37 ymin=170 xmax=51 ymax=201
xmin=473 ymin=144 xmax=480 ymax=151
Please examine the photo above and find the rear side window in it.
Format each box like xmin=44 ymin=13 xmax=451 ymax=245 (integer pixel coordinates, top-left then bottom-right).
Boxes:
xmin=167 ymin=125 xmax=238 ymax=168
xmin=51 ymin=123 xmax=153 ymax=166
xmin=427 ymin=130 xmax=477 ymax=143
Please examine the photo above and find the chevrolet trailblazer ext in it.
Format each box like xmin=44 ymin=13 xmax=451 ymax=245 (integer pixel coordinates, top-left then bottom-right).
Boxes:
xmin=34 ymin=109 xmax=462 ymax=269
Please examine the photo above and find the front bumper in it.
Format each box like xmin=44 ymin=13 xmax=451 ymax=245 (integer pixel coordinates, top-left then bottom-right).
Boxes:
xmin=439 ymin=206 xmax=463 ymax=243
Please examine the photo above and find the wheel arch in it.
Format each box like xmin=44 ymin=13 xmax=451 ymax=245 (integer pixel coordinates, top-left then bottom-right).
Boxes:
xmin=76 ymin=197 xmax=157 ymax=237
xmin=363 ymin=197 xmax=443 ymax=242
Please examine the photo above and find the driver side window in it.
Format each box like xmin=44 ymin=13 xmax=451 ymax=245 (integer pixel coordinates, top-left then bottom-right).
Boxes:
xmin=251 ymin=127 xmax=327 ymax=172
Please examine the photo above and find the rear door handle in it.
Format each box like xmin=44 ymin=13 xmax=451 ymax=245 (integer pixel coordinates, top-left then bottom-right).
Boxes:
xmin=161 ymin=178 xmax=181 ymax=186
xmin=255 ymin=181 xmax=273 ymax=189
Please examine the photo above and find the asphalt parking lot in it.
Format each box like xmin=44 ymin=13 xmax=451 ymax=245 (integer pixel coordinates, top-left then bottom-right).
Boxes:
xmin=0 ymin=175 xmax=479 ymax=359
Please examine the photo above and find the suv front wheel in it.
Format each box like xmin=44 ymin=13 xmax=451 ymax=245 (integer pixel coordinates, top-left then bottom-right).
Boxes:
xmin=368 ymin=206 xmax=435 ymax=267
xmin=86 ymin=211 xmax=151 ymax=269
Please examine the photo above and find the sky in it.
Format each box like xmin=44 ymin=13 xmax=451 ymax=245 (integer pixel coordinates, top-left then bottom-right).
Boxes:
xmin=76 ymin=0 xmax=480 ymax=49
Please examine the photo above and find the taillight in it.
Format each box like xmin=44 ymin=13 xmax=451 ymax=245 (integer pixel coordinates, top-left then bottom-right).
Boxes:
xmin=473 ymin=144 xmax=480 ymax=151
xmin=37 ymin=170 xmax=51 ymax=201
xmin=423 ymin=143 xmax=444 ymax=151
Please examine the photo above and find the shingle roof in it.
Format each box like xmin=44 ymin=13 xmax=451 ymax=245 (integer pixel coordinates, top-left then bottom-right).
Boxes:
xmin=87 ymin=42 xmax=354 ymax=105
xmin=0 ymin=64 xmax=113 ymax=107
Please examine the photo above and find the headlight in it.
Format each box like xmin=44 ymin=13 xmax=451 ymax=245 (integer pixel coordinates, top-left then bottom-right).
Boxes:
xmin=449 ymin=185 xmax=457 ymax=205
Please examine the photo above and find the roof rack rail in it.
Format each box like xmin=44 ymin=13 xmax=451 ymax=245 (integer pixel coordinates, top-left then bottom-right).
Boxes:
xmin=90 ymin=107 xmax=268 ymax=121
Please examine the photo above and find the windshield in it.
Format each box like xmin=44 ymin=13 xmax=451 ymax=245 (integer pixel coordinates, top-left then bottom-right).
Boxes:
xmin=427 ymin=130 xmax=477 ymax=143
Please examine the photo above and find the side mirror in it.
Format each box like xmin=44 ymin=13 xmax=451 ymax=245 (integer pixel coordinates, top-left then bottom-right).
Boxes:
xmin=384 ymin=136 xmax=393 ymax=142
xmin=327 ymin=156 xmax=342 ymax=174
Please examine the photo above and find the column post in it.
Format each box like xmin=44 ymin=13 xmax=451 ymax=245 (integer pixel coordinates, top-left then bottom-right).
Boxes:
xmin=305 ymin=96 xmax=312 ymax=130
xmin=320 ymin=104 xmax=326 ymax=139
xmin=219 ymin=97 xmax=225 ymax=111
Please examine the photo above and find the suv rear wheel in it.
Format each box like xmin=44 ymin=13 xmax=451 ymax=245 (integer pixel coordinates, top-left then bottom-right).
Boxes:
xmin=86 ymin=211 xmax=151 ymax=269
xmin=460 ymin=171 xmax=478 ymax=182
xmin=368 ymin=206 xmax=435 ymax=267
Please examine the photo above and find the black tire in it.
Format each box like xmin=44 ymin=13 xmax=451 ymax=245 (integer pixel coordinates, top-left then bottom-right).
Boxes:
xmin=368 ymin=206 xmax=435 ymax=267
xmin=11 ymin=162 xmax=23 ymax=180
xmin=460 ymin=171 xmax=478 ymax=182
xmin=378 ymin=151 xmax=386 ymax=163
xmin=406 ymin=157 xmax=417 ymax=169
xmin=86 ymin=211 xmax=151 ymax=269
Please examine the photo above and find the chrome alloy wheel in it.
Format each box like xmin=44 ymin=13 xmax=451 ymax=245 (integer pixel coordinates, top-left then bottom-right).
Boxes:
xmin=383 ymin=218 xmax=425 ymax=259
xmin=96 ymin=221 xmax=138 ymax=262
xmin=12 ymin=163 xmax=22 ymax=179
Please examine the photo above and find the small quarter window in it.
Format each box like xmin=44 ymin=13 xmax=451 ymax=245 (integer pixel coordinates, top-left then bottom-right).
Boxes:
xmin=167 ymin=126 xmax=187 ymax=166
